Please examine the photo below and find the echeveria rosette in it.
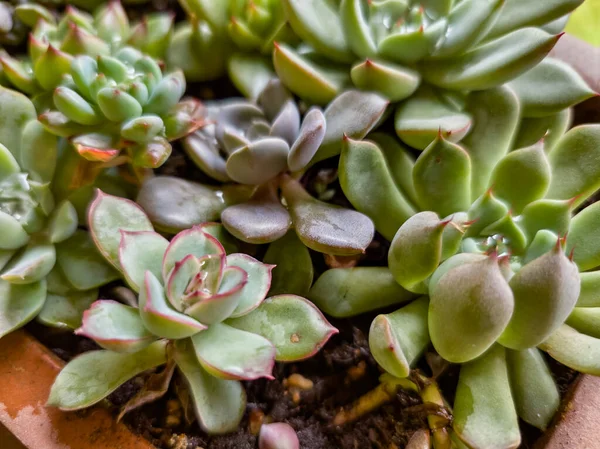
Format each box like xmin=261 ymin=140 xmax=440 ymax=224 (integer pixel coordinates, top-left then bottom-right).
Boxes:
xmin=48 ymin=191 xmax=337 ymax=434
xmin=37 ymin=47 xmax=204 ymax=169
xmin=138 ymin=80 xmax=382 ymax=256
xmin=0 ymin=2 xmax=174 ymax=98
xmin=309 ymin=92 xmax=600 ymax=444
xmin=0 ymin=85 xmax=119 ymax=339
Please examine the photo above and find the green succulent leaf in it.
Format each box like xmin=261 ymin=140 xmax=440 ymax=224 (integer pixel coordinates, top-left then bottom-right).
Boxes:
xmin=429 ymin=255 xmax=514 ymax=363
xmin=273 ymin=43 xmax=348 ymax=105
xmin=539 ymin=325 xmax=600 ymax=376
xmin=88 ymin=191 xmax=154 ymax=270
xmin=0 ymin=279 xmax=46 ymax=338
xmin=388 ymin=212 xmax=445 ymax=293
xmin=421 ymin=28 xmax=561 ymax=90
xmin=0 ymin=211 xmax=30 ymax=251
xmin=48 ymin=201 xmax=78 ymax=244
xmin=264 ymin=231 xmax=314 ymax=298
xmin=76 ymin=300 xmax=157 ymax=353
xmin=313 ymin=90 xmax=388 ymax=164
xmin=136 ymin=176 xmax=228 ymax=234
xmin=0 ymin=86 xmax=37 ymax=160
xmin=567 ymin=201 xmax=600 ymax=271
xmin=519 ymin=199 xmax=572 ymax=242
xmin=546 ymin=125 xmax=600 ymax=206
xmin=20 ymin=120 xmax=58 ymax=184
xmin=578 ymin=272 xmax=600 ymax=307
xmin=226 ymin=138 xmax=289 ymax=185
xmin=48 ymin=340 xmax=168 ymax=410
xmin=350 ymin=59 xmax=420 ymax=103
xmin=227 ymin=294 xmax=337 ymax=362
xmin=282 ymin=0 xmax=353 ymax=63
xmin=340 ymin=137 xmax=416 ymax=241
xmin=369 ymin=296 xmax=430 ymax=379
xmin=465 ymin=190 xmax=509 ymax=238
xmin=288 ymin=107 xmax=326 ymax=172
xmin=0 ymin=143 xmax=20 ymax=181
xmin=227 ymin=253 xmax=273 ymax=318
xmin=413 ymin=136 xmax=472 ymax=217
xmin=191 ymin=323 xmax=276 ymax=380
xmin=1 ymin=243 xmax=56 ymax=284
xmin=453 ymin=345 xmax=520 ymax=449
xmin=56 ymin=230 xmax=121 ymax=291
xmin=173 ymin=338 xmax=246 ymax=435
xmin=281 ymin=175 xmax=374 ymax=256
xmin=37 ymin=289 xmax=98 ymax=330
xmin=35 ymin=47 xmax=73 ymax=91
xmin=499 ymin=243 xmax=580 ymax=349
xmin=118 ymin=231 xmax=169 ymax=293
xmin=508 ymin=58 xmax=596 ymax=118
xmin=462 ymin=86 xmax=520 ymax=198
xmin=309 ymin=267 xmax=416 ymax=318
xmin=394 ymin=87 xmax=472 ymax=151
xmin=567 ymin=308 xmax=600 ymax=339
xmin=506 ymin=348 xmax=560 ymax=431
xmin=481 ymin=213 xmax=528 ymax=255
xmin=513 ymin=109 xmax=572 ymax=153
xmin=228 ymin=53 xmax=276 ymax=99
xmin=490 ymin=141 xmax=551 ymax=214
xmin=140 ymin=271 xmax=207 ymax=339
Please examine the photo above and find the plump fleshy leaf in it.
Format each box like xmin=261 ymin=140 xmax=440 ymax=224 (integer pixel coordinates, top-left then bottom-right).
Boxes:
xmin=136 ymin=176 xmax=228 ymax=233
xmin=499 ymin=242 xmax=579 ymax=349
xmin=388 ymin=212 xmax=446 ymax=293
xmin=228 ymin=53 xmax=276 ymax=99
xmin=519 ymin=199 xmax=572 ymax=242
xmin=394 ymin=88 xmax=472 ymax=150
xmin=288 ymin=108 xmax=326 ymax=172
xmin=369 ymin=297 xmax=430 ymax=379
xmin=259 ymin=423 xmax=300 ymax=449
xmin=119 ymin=231 xmax=169 ymax=292
xmin=76 ymin=300 xmax=156 ymax=353
xmin=281 ymin=175 xmax=374 ymax=256
xmin=198 ymin=223 xmax=239 ymax=254
xmin=221 ymin=183 xmax=291 ymax=244
xmin=567 ymin=201 xmax=600 ymax=271
xmin=429 ymin=255 xmax=514 ymax=363
xmin=272 ymin=43 xmax=348 ymax=105
xmin=88 ymin=191 xmax=154 ymax=270
xmin=506 ymin=348 xmax=560 ymax=431
xmin=191 ymin=322 xmax=276 ymax=380
xmin=162 ymin=226 xmax=225 ymax=279
xmin=312 ymin=90 xmax=388 ymax=164
xmin=139 ymin=271 xmax=207 ymax=339
xmin=514 ymin=109 xmax=572 ymax=153
xmin=1 ymin=243 xmax=56 ymax=284
xmin=0 ymin=143 xmax=20 ymax=181
xmin=226 ymin=137 xmax=289 ymax=185
xmin=340 ymin=137 xmax=416 ymax=241
xmin=465 ymin=190 xmax=509 ymax=237
xmin=309 ymin=267 xmax=416 ymax=318
xmin=490 ymin=142 xmax=551 ymax=214
xmin=566 ymin=308 xmax=600 ymax=339
xmin=462 ymin=86 xmax=520 ymax=198
xmin=547 ymin=125 xmax=600 ymax=206
xmin=227 ymin=253 xmax=273 ymax=318
xmin=56 ymin=230 xmax=121 ymax=290
xmin=20 ymin=121 xmax=58 ymax=184
xmin=0 ymin=211 xmax=30 ymax=250
xmin=413 ymin=136 xmax=472 ymax=217
xmin=423 ymin=28 xmax=561 ymax=90
xmin=508 ymin=58 xmax=596 ymax=118
xmin=264 ymin=232 xmax=313 ymax=298
xmin=0 ymin=86 xmax=37 ymax=160
xmin=227 ymin=294 xmax=337 ymax=362
xmin=453 ymin=345 xmax=520 ymax=449
xmin=173 ymin=338 xmax=246 ymax=435
xmin=350 ymin=59 xmax=421 ymax=103
xmin=37 ymin=290 xmax=97 ymax=330
xmin=539 ymin=325 xmax=600 ymax=375
xmin=47 ymin=201 xmax=78 ymax=244
xmin=578 ymin=272 xmax=600 ymax=307
xmin=47 ymin=340 xmax=168 ymax=410
xmin=0 ymin=279 xmax=46 ymax=338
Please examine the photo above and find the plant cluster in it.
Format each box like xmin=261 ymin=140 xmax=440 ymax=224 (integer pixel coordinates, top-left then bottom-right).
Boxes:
xmin=0 ymin=1 xmax=597 ymax=448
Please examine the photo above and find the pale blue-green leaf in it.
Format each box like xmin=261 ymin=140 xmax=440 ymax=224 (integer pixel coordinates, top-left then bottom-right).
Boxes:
xmin=37 ymin=290 xmax=98 ymax=330
xmin=0 ymin=279 xmax=46 ymax=338
xmin=0 ymin=86 xmax=37 ymax=160
xmin=264 ymin=231 xmax=313 ymax=298
xmin=227 ymin=253 xmax=273 ymax=318
xmin=48 ymin=201 xmax=78 ymax=244
xmin=119 ymin=231 xmax=169 ymax=292
xmin=0 ymin=211 xmax=30 ymax=251
xmin=20 ymin=120 xmax=58 ymax=183
xmin=567 ymin=201 xmax=600 ymax=271
xmin=1 ymin=243 xmax=55 ymax=284
xmin=539 ymin=325 xmax=600 ymax=375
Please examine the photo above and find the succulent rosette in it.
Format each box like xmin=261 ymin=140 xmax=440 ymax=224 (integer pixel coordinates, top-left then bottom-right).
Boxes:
xmin=48 ymin=191 xmax=337 ymax=434
xmin=137 ymin=80 xmax=386 ymax=256
xmin=309 ymin=87 xmax=600 ymax=447
xmin=0 ymin=1 xmax=174 ymax=97
xmin=37 ymin=46 xmax=203 ymax=168
xmin=0 ymin=85 xmax=119 ymax=339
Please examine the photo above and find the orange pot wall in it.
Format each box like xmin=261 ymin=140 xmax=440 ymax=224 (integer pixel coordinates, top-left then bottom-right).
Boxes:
xmin=0 ymin=330 xmax=154 ymax=449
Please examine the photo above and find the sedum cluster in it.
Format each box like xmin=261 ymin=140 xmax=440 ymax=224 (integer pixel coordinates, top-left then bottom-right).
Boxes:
xmin=49 ymin=191 xmax=337 ymax=434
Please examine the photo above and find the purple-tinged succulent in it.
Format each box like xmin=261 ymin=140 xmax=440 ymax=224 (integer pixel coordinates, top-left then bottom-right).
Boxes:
xmin=48 ymin=191 xmax=337 ymax=434
xmin=259 ymin=423 xmax=299 ymax=449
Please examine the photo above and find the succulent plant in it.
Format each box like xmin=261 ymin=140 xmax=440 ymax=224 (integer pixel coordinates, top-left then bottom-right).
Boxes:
xmin=0 ymin=85 xmax=119 ymax=339
xmin=309 ymin=86 xmax=600 ymax=447
xmin=259 ymin=423 xmax=300 ymax=449
xmin=0 ymin=1 xmax=174 ymax=97
xmin=35 ymin=46 xmax=204 ymax=169
xmin=137 ymin=80 xmax=386 ymax=256
xmin=48 ymin=191 xmax=337 ymax=434
xmin=0 ymin=1 xmax=27 ymax=46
